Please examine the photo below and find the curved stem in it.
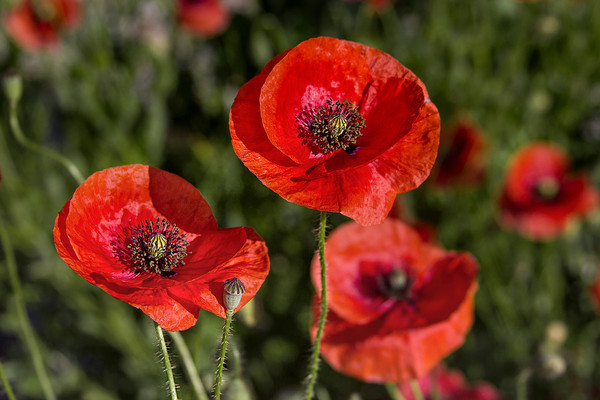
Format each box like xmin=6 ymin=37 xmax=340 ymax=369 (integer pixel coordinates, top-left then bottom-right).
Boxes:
xmin=169 ymin=331 xmax=209 ymax=400
xmin=409 ymin=380 xmax=424 ymax=400
xmin=0 ymin=358 xmax=17 ymax=400
xmin=0 ymin=220 xmax=56 ymax=400
xmin=305 ymin=211 xmax=328 ymax=400
xmin=385 ymin=382 xmax=407 ymax=400
xmin=9 ymin=101 xmax=85 ymax=184
xmin=214 ymin=310 xmax=233 ymax=400
xmin=155 ymin=323 xmax=178 ymax=400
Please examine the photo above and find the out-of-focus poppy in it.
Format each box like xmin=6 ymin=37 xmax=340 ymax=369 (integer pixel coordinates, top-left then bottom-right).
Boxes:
xmin=343 ymin=0 xmax=394 ymax=12
xmin=54 ymin=165 xmax=269 ymax=331
xmin=230 ymin=37 xmax=440 ymax=226
xmin=432 ymin=117 xmax=487 ymax=187
xmin=176 ymin=0 xmax=230 ymax=37
xmin=387 ymin=196 xmax=437 ymax=244
xmin=498 ymin=142 xmax=598 ymax=240
xmin=4 ymin=0 xmax=80 ymax=51
xmin=310 ymin=219 xmax=478 ymax=383
xmin=399 ymin=364 xmax=501 ymax=400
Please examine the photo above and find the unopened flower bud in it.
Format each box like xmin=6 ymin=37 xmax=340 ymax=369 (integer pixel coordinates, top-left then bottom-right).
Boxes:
xmin=223 ymin=277 xmax=245 ymax=311
xmin=536 ymin=352 xmax=566 ymax=380
xmin=545 ymin=321 xmax=568 ymax=347
xmin=3 ymin=71 xmax=23 ymax=105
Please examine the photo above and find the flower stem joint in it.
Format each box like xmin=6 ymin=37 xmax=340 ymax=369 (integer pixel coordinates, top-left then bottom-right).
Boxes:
xmin=223 ymin=277 xmax=246 ymax=312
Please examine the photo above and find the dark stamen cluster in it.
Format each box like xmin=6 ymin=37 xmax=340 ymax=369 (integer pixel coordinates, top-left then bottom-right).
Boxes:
xmin=114 ymin=218 xmax=189 ymax=277
xmin=534 ymin=176 xmax=561 ymax=201
xmin=376 ymin=269 xmax=413 ymax=300
xmin=296 ymin=98 xmax=365 ymax=155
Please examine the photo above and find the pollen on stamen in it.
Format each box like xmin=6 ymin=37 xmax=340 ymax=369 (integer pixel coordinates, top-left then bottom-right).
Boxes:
xmin=296 ymin=98 xmax=365 ymax=155
xmin=112 ymin=218 xmax=189 ymax=277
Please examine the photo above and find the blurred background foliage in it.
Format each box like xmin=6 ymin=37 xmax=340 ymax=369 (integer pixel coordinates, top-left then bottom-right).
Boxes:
xmin=1 ymin=0 xmax=600 ymax=399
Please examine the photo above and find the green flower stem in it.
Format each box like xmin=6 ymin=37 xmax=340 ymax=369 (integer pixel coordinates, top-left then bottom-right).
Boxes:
xmin=409 ymin=380 xmax=424 ymax=400
xmin=305 ymin=211 xmax=328 ymax=400
xmin=0 ymin=358 xmax=16 ymax=400
xmin=385 ymin=382 xmax=407 ymax=400
xmin=214 ymin=309 xmax=234 ymax=400
xmin=0 ymin=221 xmax=56 ymax=400
xmin=8 ymin=95 xmax=85 ymax=185
xmin=169 ymin=331 xmax=209 ymax=400
xmin=516 ymin=368 xmax=532 ymax=400
xmin=155 ymin=323 xmax=178 ymax=400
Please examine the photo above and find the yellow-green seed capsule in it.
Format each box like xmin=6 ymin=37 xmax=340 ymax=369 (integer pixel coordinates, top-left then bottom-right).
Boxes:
xmin=223 ymin=277 xmax=246 ymax=311
xmin=148 ymin=232 xmax=167 ymax=259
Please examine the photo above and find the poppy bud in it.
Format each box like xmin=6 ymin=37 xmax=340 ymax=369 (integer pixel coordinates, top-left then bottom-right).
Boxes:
xmin=223 ymin=277 xmax=246 ymax=311
xmin=3 ymin=71 xmax=22 ymax=105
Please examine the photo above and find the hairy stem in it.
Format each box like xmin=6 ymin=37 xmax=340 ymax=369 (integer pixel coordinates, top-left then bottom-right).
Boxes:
xmin=214 ymin=309 xmax=233 ymax=400
xmin=305 ymin=211 xmax=328 ymax=400
xmin=155 ymin=323 xmax=178 ymax=400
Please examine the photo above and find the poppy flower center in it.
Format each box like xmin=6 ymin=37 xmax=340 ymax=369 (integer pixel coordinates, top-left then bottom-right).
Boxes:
xmin=534 ymin=176 xmax=560 ymax=200
xmin=376 ymin=269 xmax=413 ymax=300
xmin=295 ymin=98 xmax=366 ymax=155
xmin=122 ymin=218 xmax=189 ymax=277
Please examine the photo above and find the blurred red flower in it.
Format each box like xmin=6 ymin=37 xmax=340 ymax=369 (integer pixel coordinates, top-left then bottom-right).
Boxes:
xmin=399 ymin=364 xmax=501 ymax=400
xmin=498 ymin=142 xmax=598 ymax=240
xmin=230 ymin=37 xmax=440 ymax=226
xmin=310 ymin=219 xmax=478 ymax=383
xmin=343 ymin=0 xmax=394 ymax=12
xmin=4 ymin=0 xmax=80 ymax=51
xmin=387 ymin=196 xmax=437 ymax=244
xmin=176 ymin=0 xmax=230 ymax=37
xmin=432 ymin=117 xmax=487 ymax=187
xmin=54 ymin=165 xmax=269 ymax=331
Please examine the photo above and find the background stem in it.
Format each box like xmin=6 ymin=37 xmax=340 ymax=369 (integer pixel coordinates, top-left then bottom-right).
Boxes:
xmin=0 ymin=220 xmax=56 ymax=400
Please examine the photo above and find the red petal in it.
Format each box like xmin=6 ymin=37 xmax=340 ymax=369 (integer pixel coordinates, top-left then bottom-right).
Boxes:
xmin=259 ymin=37 xmax=373 ymax=164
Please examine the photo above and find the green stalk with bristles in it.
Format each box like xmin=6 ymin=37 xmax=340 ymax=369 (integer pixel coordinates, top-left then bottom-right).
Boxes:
xmin=305 ymin=211 xmax=328 ymax=400
xmin=0 ymin=219 xmax=56 ymax=400
xmin=155 ymin=323 xmax=178 ymax=400
xmin=214 ymin=309 xmax=234 ymax=400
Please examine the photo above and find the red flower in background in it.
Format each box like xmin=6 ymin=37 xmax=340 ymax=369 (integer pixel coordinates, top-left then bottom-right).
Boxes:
xmin=343 ymin=0 xmax=394 ymax=12
xmin=4 ymin=0 xmax=80 ymax=51
xmin=310 ymin=219 xmax=478 ymax=383
xmin=177 ymin=0 xmax=230 ymax=37
xmin=54 ymin=165 xmax=269 ymax=331
xmin=230 ymin=37 xmax=440 ymax=226
xmin=498 ymin=142 xmax=598 ymax=240
xmin=399 ymin=364 xmax=501 ymax=400
xmin=432 ymin=117 xmax=487 ymax=187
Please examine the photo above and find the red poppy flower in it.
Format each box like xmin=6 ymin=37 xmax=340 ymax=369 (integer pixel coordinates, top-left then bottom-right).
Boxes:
xmin=4 ymin=0 xmax=80 ymax=51
xmin=431 ymin=117 xmax=486 ymax=187
xmin=310 ymin=219 xmax=478 ymax=383
xmin=399 ymin=364 xmax=501 ymax=400
xmin=229 ymin=37 xmax=440 ymax=226
xmin=53 ymin=165 xmax=269 ymax=331
xmin=343 ymin=0 xmax=394 ymax=12
xmin=176 ymin=0 xmax=230 ymax=37
xmin=498 ymin=142 xmax=598 ymax=240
